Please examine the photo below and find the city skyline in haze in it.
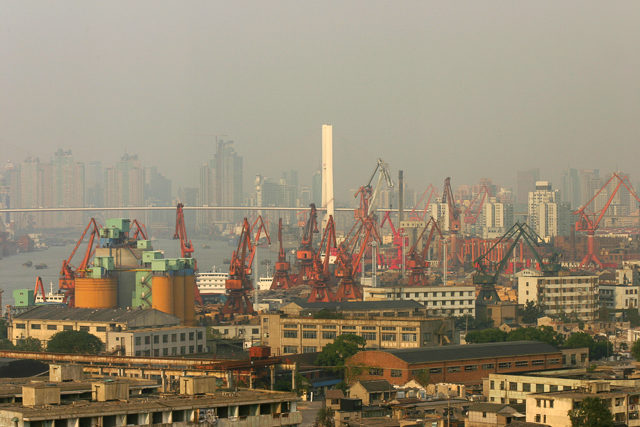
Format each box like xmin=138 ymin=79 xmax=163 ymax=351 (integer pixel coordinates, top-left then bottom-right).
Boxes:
xmin=2 ymin=2 xmax=639 ymax=200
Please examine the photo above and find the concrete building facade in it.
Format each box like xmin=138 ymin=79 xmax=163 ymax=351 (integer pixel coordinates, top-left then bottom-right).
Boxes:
xmin=363 ymin=285 xmax=476 ymax=317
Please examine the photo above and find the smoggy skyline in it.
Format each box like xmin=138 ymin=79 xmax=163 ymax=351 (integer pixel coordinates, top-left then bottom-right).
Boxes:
xmin=2 ymin=2 xmax=639 ymax=200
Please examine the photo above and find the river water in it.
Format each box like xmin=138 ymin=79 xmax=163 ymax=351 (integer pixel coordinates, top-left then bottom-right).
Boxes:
xmin=0 ymin=238 xmax=280 ymax=307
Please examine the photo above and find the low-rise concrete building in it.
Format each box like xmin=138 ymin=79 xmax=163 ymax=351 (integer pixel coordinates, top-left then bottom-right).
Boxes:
xmin=362 ymin=285 xmax=476 ymax=317
xmin=106 ymin=326 xmax=207 ymax=356
xmin=466 ymin=402 xmax=526 ymax=427
xmin=348 ymin=380 xmax=396 ymax=406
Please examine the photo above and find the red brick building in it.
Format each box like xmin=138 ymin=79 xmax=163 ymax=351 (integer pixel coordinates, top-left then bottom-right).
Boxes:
xmin=345 ymin=341 xmax=563 ymax=386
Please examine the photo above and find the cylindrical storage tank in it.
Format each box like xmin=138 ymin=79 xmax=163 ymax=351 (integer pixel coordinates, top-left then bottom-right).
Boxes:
xmin=75 ymin=277 xmax=118 ymax=309
xmin=152 ymin=275 xmax=174 ymax=316
xmin=184 ymin=274 xmax=196 ymax=327
xmin=173 ymin=274 xmax=185 ymax=324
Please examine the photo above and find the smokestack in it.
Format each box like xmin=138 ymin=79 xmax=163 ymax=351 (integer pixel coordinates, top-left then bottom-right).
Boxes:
xmin=398 ymin=170 xmax=404 ymax=224
xmin=322 ymin=124 xmax=334 ymax=228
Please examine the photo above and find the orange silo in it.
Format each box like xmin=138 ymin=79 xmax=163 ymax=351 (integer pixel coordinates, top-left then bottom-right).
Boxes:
xmin=152 ymin=275 xmax=174 ymax=316
xmin=75 ymin=277 xmax=118 ymax=309
xmin=184 ymin=273 xmax=196 ymax=327
xmin=173 ymin=273 xmax=185 ymax=323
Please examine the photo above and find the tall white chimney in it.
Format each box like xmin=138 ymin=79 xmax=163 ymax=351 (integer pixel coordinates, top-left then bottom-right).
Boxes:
xmin=322 ymin=124 xmax=335 ymax=228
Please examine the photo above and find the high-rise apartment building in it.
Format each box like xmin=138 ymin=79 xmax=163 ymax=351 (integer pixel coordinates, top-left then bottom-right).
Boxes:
xmin=528 ymin=181 xmax=571 ymax=240
xmin=49 ymin=149 xmax=85 ymax=228
xmin=85 ymin=161 xmax=103 ymax=208
xmin=579 ymin=169 xmax=602 ymax=208
xmin=482 ymin=197 xmax=514 ymax=238
xmin=561 ymin=168 xmax=580 ymax=209
xmin=104 ymin=153 xmax=144 ymax=208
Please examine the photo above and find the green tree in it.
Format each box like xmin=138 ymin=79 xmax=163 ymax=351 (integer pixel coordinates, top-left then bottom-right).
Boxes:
xmin=315 ymin=407 xmax=335 ymax=427
xmin=0 ymin=319 xmax=8 ymax=340
xmin=0 ymin=339 xmax=14 ymax=350
xmin=316 ymin=334 xmax=366 ymax=370
xmin=506 ymin=326 xmax=564 ymax=346
xmin=632 ymin=340 xmax=640 ymax=361
xmin=565 ymin=333 xmax=612 ymax=361
xmin=313 ymin=309 xmax=344 ymax=319
xmin=15 ymin=337 xmax=42 ymax=352
xmin=464 ymin=328 xmax=507 ymax=344
xmin=413 ymin=369 xmax=430 ymax=387
xmin=568 ymin=397 xmax=614 ymax=427
xmin=46 ymin=330 xmax=103 ymax=354
xmin=521 ymin=301 xmax=545 ymax=324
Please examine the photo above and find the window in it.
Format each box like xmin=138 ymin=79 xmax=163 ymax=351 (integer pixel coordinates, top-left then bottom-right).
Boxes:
xmin=283 ymin=346 xmax=298 ymax=354
xmin=284 ymin=331 xmax=298 ymax=338
xmin=548 ymin=358 xmax=560 ymax=365
xmin=135 ymin=337 xmax=142 ymax=346
xmin=189 ymin=332 xmax=195 ymax=340
xmin=263 ymin=318 xmax=268 ymax=323
xmin=180 ymin=346 xmax=186 ymax=355
xmin=361 ymin=332 xmax=376 ymax=341
xmin=465 ymin=365 xmax=477 ymax=371
xmin=381 ymin=326 xmax=396 ymax=331
xmin=145 ymin=336 xmax=151 ymax=345
xmin=197 ymin=331 xmax=204 ymax=339
xmin=303 ymin=346 xmax=317 ymax=353
xmin=523 ymin=383 xmax=531 ymax=392
xmin=509 ymin=382 xmax=518 ymax=391
xmin=536 ymin=384 xmax=544 ymax=392
xmin=342 ymin=326 xmax=356 ymax=330
xmin=369 ymin=368 xmax=383 ymax=376
xmin=252 ymin=329 xmax=259 ymax=334
xmin=402 ymin=334 xmax=417 ymax=342
xmin=172 ymin=334 xmax=177 ymax=342
xmin=323 ymin=332 xmax=337 ymax=340
xmin=163 ymin=348 xmax=168 ymax=356
xmin=482 ymin=363 xmax=495 ymax=370
xmin=402 ymin=327 xmax=416 ymax=331
xmin=63 ymin=325 xmax=73 ymax=331
xmin=153 ymin=349 xmax=160 ymax=357
xmin=499 ymin=381 xmax=505 ymax=390
xmin=283 ymin=324 xmax=297 ymax=328
xmin=302 ymin=331 xmax=317 ymax=339
xmin=515 ymin=361 xmax=529 ymax=367
xmin=47 ymin=325 xmax=57 ymax=331
xmin=381 ymin=334 xmax=396 ymax=341
xmin=323 ymin=325 xmax=336 ymax=329
xmin=531 ymin=360 xmax=544 ymax=366
xmin=429 ymin=368 xmax=443 ymax=374
xmin=15 ymin=324 xmax=25 ymax=329
xmin=361 ymin=326 xmax=376 ymax=331
xmin=163 ymin=334 xmax=169 ymax=343
xmin=303 ymin=325 xmax=317 ymax=329
xmin=172 ymin=347 xmax=177 ymax=355
xmin=180 ymin=333 xmax=186 ymax=341
xmin=154 ymin=335 xmax=160 ymax=344
xmin=189 ymin=345 xmax=195 ymax=354
xmin=447 ymin=366 xmax=461 ymax=373
xmin=498 ymin=362 xmax=512 ymax=369
xmin=30 ymin=324 xmax=41 ymax=330
xmin=79 ymin=326 xmax=89 ymax=331
xmin=390 ymin=369 xmax=402 ymax=378
xmin=135 ymin=351 xmax=141 ymax=356
xmin=490 ymin=380 xmax=494 ymax=390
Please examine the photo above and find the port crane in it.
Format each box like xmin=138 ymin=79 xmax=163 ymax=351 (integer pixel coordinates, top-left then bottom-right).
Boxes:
xmin=174 ymin=203 xmax=203 ymax=305
xmin=222 ymin=216 xmax=270 ymax=316
xmin=464 ymin=185 xmax=492 ymax=225
xmin=406 ymin=217 xmax=444 ymax=287
xmin=407 ymin=184 xmax=439 ymax=221
xmin=354 ymin=158 xmax=394 ymax=221
xmin=34 ymin=277 xmax=46 ymax=303
xmin=380 ymin=210 xmax=407 ymax=270
xmin=59 ymin=218 xmax=102 ymax=308
xmin=442 ymin=177 xmax=462 ymax=266
xmin=294 ymin=204 xmax=319 ymax=286
xmin=129 ymin=219 xmax=148 ymax=240
xmin=334 ymin=215 xmax=380 ymax=301
xmin=574 ymin=173 xmax=640 ymax=269
xmin=307 ymin=215 xmax=337 ymax=303
xmin=270 ymin=219 xmax=294 ymax=290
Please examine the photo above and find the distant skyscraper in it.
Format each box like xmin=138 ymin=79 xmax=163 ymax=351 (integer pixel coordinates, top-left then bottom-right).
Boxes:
xmin=528 ymin=181 xmax=570 ymax=239
xmin=104 ymin=153 xmax=144 ymax=208
xmin=517 ymin=168 xmax=539 ymax=205
xmin=86 ymin=161 xmax=103 ymax=208
xmin=580 ymin=169 xmax=602 ymax=208
xmin=561 ymin=168 xmax=580 ymax=210
xmin=49 ymin=149 xmax=84 ymax=227
xmin=213 ymin=140 xmax=243 ymax=222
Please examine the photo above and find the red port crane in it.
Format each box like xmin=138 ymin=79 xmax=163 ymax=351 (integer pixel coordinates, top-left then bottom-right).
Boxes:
xmin=174 ymin=203 xmax=203 ymax=305
xmin=380 ymin=210 xmax=407 ymax=270
xmin=270 ymin=219 xmax=294 ymax=290
xmin=406 ymin=217 xmax=444 ymax=287
xmin=334 ymin=216 xmax=381 ymax=301
xmin=295 ymin=204 xmax=319 ymax=286
xmin=34 ymin=277 xmax=46 ymax=303
xmin=575 ymin=173 xmax=640 ymax=269
xmin=222 ymin=216 xmax=270 ymax=316
xmin=130 ymin=219 xmax=148 ymax=240
xmin=307 ymin=215 xmax=337 ymax=303
xmin=408 ymin=184 xmax=439 ymax=221
xmin=464 ymin=185 xmax=492 ymax=224
xmin=442 ymin=177 xmax=462 ymax=266
xmin=59 ymin=218 xmax=102 ymax=308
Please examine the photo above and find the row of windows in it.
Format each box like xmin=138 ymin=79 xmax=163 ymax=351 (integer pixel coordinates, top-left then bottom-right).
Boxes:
xmin=134 ymin=331 xmax=203 ymax=346
xmin=393 ymin=291 xmax=474 ymax=298
xmin=134 ymin=345 xmax=202 ymax=357
xmin=424 ymin=300 xmax=474 ymax=306
xmin=215 ymin=328 xmax=260 ymax=334
xmin=491 ymin=381 xmax=570 ymax=392
xmin=283 ymin=331 xmax=418 ymax=342
xmin=16 ymin=324 xmax=107 ymax=332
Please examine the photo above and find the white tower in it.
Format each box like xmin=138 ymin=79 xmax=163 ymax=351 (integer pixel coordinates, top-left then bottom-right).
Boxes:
xmin=321 ymin=124 xmax=335 ymax=228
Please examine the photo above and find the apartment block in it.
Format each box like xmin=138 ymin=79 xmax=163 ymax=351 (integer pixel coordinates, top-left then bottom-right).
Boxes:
xmin=106 ymin=326 xmax=207 ymax=357
xmin=363 ymin=285 xmax=476 ymax=317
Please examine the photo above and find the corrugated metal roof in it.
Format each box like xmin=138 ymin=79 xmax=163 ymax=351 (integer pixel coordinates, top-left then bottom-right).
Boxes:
xmin=380 ymin=341 xmax=560 ymax=364
xmin=356 ymin=380 xmax=394 ymax=392
xmin=14 ymin=306 xmax=167 ymax=323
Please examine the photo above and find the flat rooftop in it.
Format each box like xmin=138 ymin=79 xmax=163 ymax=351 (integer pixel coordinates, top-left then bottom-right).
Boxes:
xmin=0 ymin=377 xmax=158 ymax=399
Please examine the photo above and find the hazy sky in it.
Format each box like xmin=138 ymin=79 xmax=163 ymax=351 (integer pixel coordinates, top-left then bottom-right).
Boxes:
xmin=2 ymin=1 xmax=639 ymax=202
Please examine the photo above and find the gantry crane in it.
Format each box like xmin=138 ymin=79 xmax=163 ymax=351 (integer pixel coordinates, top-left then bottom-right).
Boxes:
xmin=222 ymin=216 xmax=270 ymax=316
xmin=354 ymin=158 xmax=394 ymax=221
xmin=442 ymin=177 xmax=462 ymax=266
xmin=270 ymin=218 xmax=294 ymax=290
xmin=574 ymin=173 xmax=640 ymax=269
xmin=307 ymin=215 xmax=337 ymax=303
xmin=174 ymin=203 xmax=203 ymax=305
xmin=464 ymin=185 xmax=492 ymax=225
xmin=406 ymin=217 xmax=444 ymax=287
xmin=294 ymin=204 xmax=319 ymax=286
xmin=59 ymin=218 xmax=102 ymax=308
xmin=334 ymin=216 xmax=381 ymax=301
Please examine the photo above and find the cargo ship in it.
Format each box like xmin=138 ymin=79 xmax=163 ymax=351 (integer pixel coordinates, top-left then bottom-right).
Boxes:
xmin=196 ymin=266 xmax=228 ymax=300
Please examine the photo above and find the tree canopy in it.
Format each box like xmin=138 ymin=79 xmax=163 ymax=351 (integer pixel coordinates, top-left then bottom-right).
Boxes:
xmin=313 ymin=309 xmax=344 ymax=319
xmin=46 ymin=330 xmax=103 ymax=354
xmin=15 ymin=337 xmax=42 ymax=352
xmin=631 ymin=340 xmax=640 ymax=361
xmin=316 ymin=334 xmax=366 ymax=370
xmin=564 ymin=332 xmax=613 ymax=361
xmin=521 ymin=301 xmax=545 ymax=323
xmin=465 ymin=326 xmax=564 ymax=346
xmin=568 ymin=397 xmax=614 ymax=427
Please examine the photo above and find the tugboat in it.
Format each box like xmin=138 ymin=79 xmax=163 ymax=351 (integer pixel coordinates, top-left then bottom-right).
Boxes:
xmin=22 ymin=261 xmax=33 ymax=267
xmin=35 ymin=263 xmax=47 ymax=270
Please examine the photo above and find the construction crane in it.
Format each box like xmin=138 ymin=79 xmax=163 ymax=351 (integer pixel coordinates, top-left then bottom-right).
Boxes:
xmin=307 ymin=215 xmax=337 ymax=303
xmin=442 ymin=177 xmax=462 ymax=266
xmin=574 ymin=173 xmax=640 ymax=269
xmin=354 ymin=158 xmax=394 ymax=221
xmin=59 ymin=218 xmax=102 ymax=308
xmin=294 ymin=204 xmax=319 ymax=286
xmin=34 ymin=277 xmax=46 ymax=303
xmin=270 ymin=219 xmax=294 ymax=290
xmin=406 ymin=217 xmax=444 ymax=287
xmin=334 ymin=216 xmax=381 ymax=301
xmin=407 ymin=184 xmax=439 ymax=221
xmin=464 ymin=185 xmax=492 ymax=225
xmin=173 ymin=203 xmax=203 ymax=305
xmin=222 ymin=216 xmax=270 ymax=316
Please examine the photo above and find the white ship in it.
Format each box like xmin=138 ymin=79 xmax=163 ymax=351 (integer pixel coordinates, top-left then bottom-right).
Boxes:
xmin=35 ymin=282 xmax=66 ymax=304
xmin=256 ymin=273 xmax=274 ymax=291
xmin=196 ymin=266 xmax=229 ymax=297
